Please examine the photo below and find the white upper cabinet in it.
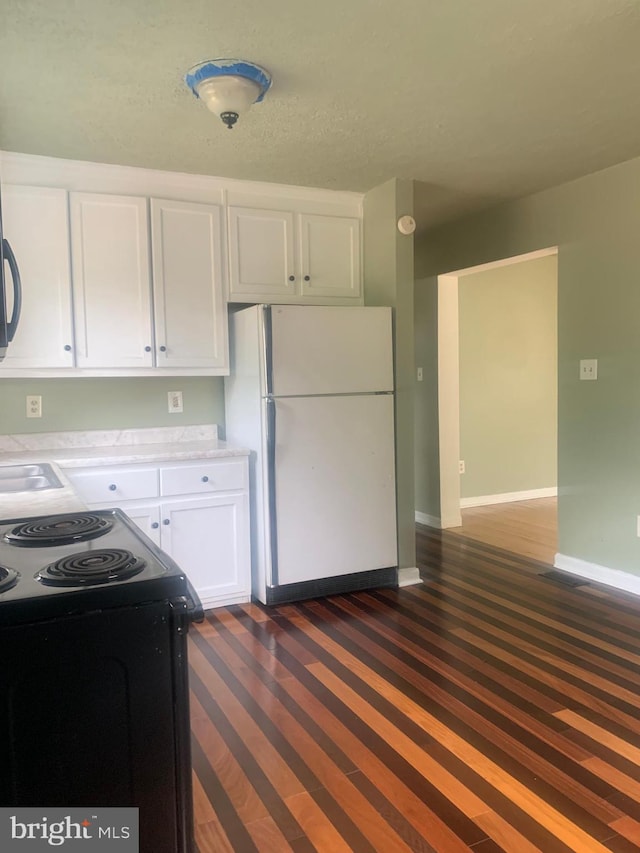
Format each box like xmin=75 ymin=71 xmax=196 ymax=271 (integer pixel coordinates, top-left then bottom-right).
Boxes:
xmin=0 ymin=186 xmax=74 ymax=369
xmin=299 ymin=214 xmax=361 ymax=298
xmin=228 ymin=205 xmax=361 ymax=303
xmin=0 ymin=153 xmax=364 ymax=374
xmin=228 ymin=207 xmax=296 ymax=298
xmin=70 ymin=193 xmax=153 ymax=369
xmin=69 ymin=193 xmax=229 ymax=373
xmin=150 ymin=199 xmax=227 ymax=370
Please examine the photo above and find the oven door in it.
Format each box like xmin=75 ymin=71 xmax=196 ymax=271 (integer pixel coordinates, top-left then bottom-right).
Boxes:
xmin=0 ymin=599 xmax=195 ymax=853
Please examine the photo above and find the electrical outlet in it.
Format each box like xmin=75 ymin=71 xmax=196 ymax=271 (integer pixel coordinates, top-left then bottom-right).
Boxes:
xmin=168 ymin=391 xmax=183 ymax=414
xmin=416 ymin=367 xmax=423 ymax=382
xmin=26 ymin=395 xmax=42 ymax=418
xmin=459 ymin=460 xmax=465 ymax=474
xmin=580 ymin=359 xmax=598 ymax=380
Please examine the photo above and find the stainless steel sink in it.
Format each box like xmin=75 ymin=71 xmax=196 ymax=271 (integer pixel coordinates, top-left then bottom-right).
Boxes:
xmin=0 ymin=464 xmax=53 ymax=479
xmin=0 ymin=463 xmax=63 ymax=493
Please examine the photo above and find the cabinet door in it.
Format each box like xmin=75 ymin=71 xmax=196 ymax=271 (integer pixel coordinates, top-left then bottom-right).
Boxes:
xmin=0 ymin=186 xmax=74 ymax=368
xmin=88 ymin=501 xmax=160 ymax=546
xmin=160 ymin=494 xmax=250 ymax=608
xmin=70 ymin=193 xmax=153 ymax=368
xmin=122 ymin=503 xmax=162 ymax=546
xmin=151 ymin=199 xmax=228 ymax=370
xmin=228 ymin=206 xmax=296 ymax=298
xmin=87 ymin=501 xmax=162 ymax=546
xmin=299 ymin=214 xmax=361 ymax=298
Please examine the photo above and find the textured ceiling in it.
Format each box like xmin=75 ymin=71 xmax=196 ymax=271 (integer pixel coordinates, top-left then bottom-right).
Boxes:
xmin=2 ymin=0 xmax=640 ymax=229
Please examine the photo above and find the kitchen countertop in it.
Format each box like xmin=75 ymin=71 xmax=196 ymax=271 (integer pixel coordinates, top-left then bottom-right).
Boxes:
xmin=0 ymin=437 xmax=250 ymax=469
xmin=0 ymin=425 xmax=250 ymax=521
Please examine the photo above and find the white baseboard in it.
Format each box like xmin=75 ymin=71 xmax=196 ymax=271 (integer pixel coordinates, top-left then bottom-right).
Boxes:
xmin=415 ymin=511 xmax=441 ymax=528
xmin=554 ymin=553 xmax=640 ymax=597
xmin=415 ymin=510 xmax=462 ymax=529
xmin=461 ymin=487 xmax=558 ymax=509
xmin=398 ymin=567 xmax=422 ymax=587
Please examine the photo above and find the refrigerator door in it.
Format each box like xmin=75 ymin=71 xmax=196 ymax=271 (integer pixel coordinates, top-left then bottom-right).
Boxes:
xmin=268 ymin=305 xmax=393 ymax=396
xmin=269 ymin=393 xmax=397 ymax=586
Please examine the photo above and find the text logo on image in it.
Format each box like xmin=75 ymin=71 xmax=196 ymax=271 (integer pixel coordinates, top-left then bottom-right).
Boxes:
xmin=0 ymin=808 xmax=138 ymax=851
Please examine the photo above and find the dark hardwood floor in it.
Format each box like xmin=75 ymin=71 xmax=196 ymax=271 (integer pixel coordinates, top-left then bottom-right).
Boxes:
xmin=190 ymin=526 xmax=640 ymax=851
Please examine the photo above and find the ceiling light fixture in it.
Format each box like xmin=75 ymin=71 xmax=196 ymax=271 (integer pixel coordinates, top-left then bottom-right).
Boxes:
xmin=185 ymin=59 xmax=272 ymax=130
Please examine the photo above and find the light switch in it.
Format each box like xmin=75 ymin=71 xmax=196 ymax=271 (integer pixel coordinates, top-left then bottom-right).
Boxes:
xmin=579 ymin=359 xmax=598 ymax=381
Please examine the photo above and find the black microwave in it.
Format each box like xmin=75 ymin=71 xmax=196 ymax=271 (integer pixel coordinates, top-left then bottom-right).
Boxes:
xmin=0 ymin=185 xmax=22 ymax=361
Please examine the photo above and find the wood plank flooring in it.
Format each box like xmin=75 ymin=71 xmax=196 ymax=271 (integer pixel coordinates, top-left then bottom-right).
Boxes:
xmin=448 ymin=497 xmax=558 ymax=565
xmin=190 ymin=525 xmax=640 ymax=851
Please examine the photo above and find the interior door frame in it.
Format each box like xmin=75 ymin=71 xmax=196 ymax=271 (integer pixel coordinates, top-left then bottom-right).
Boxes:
xmin=437 ymin=246 xmax=558 ymax=528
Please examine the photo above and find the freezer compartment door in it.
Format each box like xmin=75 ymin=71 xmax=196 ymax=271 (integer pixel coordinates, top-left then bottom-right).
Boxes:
xmin=268 ymin=305 xmax=393 ymax=396
xmin=270 ymin=394 xmax=397 ymax=586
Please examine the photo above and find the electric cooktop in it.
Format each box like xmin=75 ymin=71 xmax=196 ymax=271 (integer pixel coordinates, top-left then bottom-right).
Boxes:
xmin=0 ymin=508 xmax=194 ymax=627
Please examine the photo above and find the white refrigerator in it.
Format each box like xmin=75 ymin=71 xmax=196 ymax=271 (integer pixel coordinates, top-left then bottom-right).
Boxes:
xmin=224 ymin=304 xmax=398 ymax=605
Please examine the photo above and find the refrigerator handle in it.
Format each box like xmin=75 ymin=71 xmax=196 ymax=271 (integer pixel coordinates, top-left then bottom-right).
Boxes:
xmin=266 ymin=396 xmax=279 ymax=586
xmin=263 ymin=304 xmax=274 ymax=396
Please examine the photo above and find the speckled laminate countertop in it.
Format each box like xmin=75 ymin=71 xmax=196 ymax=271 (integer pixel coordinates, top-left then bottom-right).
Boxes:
xmin=0 ymin=425 xmax=250 ymax=521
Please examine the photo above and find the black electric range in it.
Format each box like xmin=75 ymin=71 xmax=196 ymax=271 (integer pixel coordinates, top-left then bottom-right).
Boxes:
xmin=0 ymin=507 xmax=203 ymax=853
xmin=0 ymin=507 xmax=202 ymax=625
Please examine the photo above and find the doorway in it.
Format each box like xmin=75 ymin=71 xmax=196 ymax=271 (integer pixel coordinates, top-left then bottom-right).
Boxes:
xmin=437 ymin=247 xmax=558 ymax=562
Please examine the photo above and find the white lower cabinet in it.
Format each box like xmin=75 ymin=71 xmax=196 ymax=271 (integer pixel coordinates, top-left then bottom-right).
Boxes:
xmin=159 ymin=494 xmax=248 ymax=608
xmin=64 ymin=458 xmax=251 ymax=609
xmin=120 ymin=502 xmax=162 ymax=545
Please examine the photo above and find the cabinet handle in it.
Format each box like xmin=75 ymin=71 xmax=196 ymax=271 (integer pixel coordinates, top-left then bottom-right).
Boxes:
xmin=163 ymin=518 xmax=170 ymax=525
xmin=144 ymin=346 xmax=151 ymax=352
xmin=2 ymin=238 xmax=22 ymax=340
xmin=201 ymin=475 xmax=209 ymax=483
xmin=151 ymin=522 xmax=159 ymax=529
xmin=304 ymin=275 xmax=310 ymax=281
xmin=108 ymin=484 xmax=117 ymax=491
xmin=159 ymin=346 xmax=167 ymax=352
xmin=64 ymin=344 xmax=72 ymax=352
xmin=288 ymin=275 xmax=295 ymax=282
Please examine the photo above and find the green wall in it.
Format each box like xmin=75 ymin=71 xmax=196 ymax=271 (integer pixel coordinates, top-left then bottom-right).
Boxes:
xmin=459 ymin=255 xmax=557 ymax=499
xmin=0 ymin=377 xmax=225 ymax=434
xmin=414 ymin=277 xmax=440 ymax=518
xmin=414 ymin=153 xmax=640 ymax=574
xmin=363 ymin=178 xmax=416 ymax=571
